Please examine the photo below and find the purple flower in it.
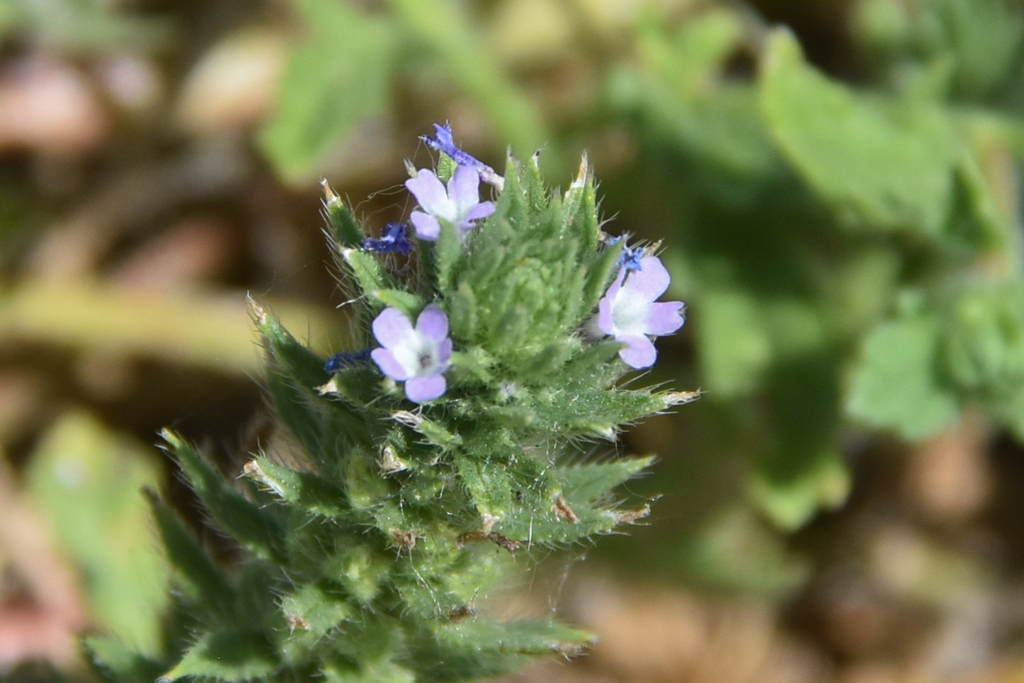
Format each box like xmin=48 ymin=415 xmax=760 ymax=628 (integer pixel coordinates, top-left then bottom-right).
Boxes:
xmin=594 ymin=255 xmax=684 ymax=369
xmin=405 ymin=166 xmax=495 ymax=242
xmin=422 ymin=123 xmax=485 ymax=171
xmin=364 ymin=222 xmax=413 ymax=256
xmin=608 ymin=235 xmax=643 ymax=272
xmin=421 ymin=122 xmax=503 ymax=187
xmin=324 ymin=348 xmax=372 ymax=373
xmin=371 ymin=304 xmax=453 ymax=402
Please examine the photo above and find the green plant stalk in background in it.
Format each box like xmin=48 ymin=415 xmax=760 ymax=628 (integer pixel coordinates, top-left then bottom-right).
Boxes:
xmin=85 ymin=129 xmax=693 ymax=683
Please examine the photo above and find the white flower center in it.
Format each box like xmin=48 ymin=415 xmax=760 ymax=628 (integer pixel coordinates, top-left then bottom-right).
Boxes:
xmin=392 ymin=331 xmax=440 ymax=379
xmin=611 ymin=283 xmax=650 ymax=337
xmin=435 ymin=196 xmax=460 ymax=223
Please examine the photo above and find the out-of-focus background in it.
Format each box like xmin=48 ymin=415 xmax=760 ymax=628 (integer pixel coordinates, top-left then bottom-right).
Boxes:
xmin=5 ymin=0 xmax=1024 ymax=681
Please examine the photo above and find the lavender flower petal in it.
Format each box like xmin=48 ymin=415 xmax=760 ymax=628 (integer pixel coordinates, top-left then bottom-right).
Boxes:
xmin=597 ymin=271 xmax=625 ymax=335
xmin=406 ymin=170 xmax=452 ymax=219
xmin=405 ymin=375 xmax=447 ymax=402
xmin=410 ymin=211 xmax=441 ymax=241
xmin=464 ymin=201 xmax=495 ymax=225
xmin=417 ymin=304 xmax=449 ymax=341
xmin=372 ymin=307 xmax=414 ymax=348
xmin=618 ymin=335 xmax=658 ymax=369
xmin=626 ymin=257 xmax=671 ymax=299
xmin=371 ymin=348 xmax=409 ymax=381
xmin=449 ymin=165 xmax=482 ymax=210
xmin=437 ymin=337 xmax=453 ymax=365
xmin=645 ymin=301 xmax=685 ymax=336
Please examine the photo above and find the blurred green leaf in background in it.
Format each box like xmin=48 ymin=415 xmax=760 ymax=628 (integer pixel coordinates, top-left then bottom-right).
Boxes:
xmin=26 ymin=412 xmax=168 ymax=656
xmin=259 ymin=0 xmax=398 ymax=183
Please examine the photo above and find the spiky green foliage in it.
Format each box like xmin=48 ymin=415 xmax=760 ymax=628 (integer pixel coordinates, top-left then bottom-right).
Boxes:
xmin=92 ymin=149 xmax=692 ymax=683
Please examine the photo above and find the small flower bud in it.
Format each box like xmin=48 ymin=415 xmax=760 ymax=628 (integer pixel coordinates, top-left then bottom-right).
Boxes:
xmin=320 ymin=178 xmax=341 ymax=207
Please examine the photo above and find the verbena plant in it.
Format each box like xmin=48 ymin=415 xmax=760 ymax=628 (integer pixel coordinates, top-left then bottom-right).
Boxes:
xmin=86 ymin=125 xmax=694 ymax=683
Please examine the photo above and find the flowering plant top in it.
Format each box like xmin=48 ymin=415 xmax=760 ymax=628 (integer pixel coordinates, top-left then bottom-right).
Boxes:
xmin=326 ymin=125 xmax=687 ymax=405
xmin=311 ymin=122 xmax=697 ymax=546
xmin=141 ymin=125 xmax=696 ymax=683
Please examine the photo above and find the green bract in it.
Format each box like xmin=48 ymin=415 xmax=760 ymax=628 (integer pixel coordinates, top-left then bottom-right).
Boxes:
xmin=88 ymin=146 xmax=694 ymax=683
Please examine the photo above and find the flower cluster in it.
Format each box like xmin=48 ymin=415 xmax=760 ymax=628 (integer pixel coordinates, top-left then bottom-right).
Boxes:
xmin=327 ymin=125 xmax=686 ymax=402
